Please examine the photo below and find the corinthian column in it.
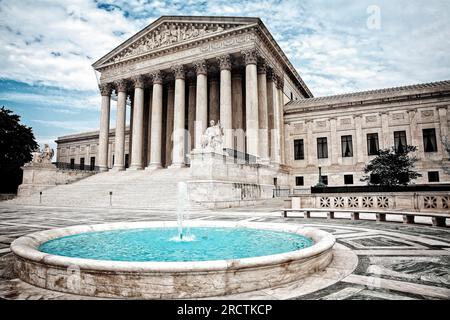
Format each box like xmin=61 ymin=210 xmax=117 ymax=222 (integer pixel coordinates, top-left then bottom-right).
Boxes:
xmin=98 ymin=83 xmax=112 ymax=172
xmin=209 ymin=75 xmax=220 ymax=123
xmin=129 ymin=75 xmax=145 ymax=170
xmin=232 ymin=72 xmax=245 ymax=153
xmin=165 ymin=83 xmax=175 ymax=167
xmin=218 ymin=54 xmax=232 ymax=150
xmin=257 ymin=61 xmax=269 ymax=163
xmin=194 ymin=60 xmax=208 ymax=149
xmin=170 ymin=65 xmax=186 ymax=168
xmin=148 ymin=71 xmax=164 ymax=169
xmin=242 ymin=49 xmax=259 ymax=158
xmin=187 ymin=79 xmax=196 ymax=154
xmin=113 ymin=79 xmax=128 ymax=171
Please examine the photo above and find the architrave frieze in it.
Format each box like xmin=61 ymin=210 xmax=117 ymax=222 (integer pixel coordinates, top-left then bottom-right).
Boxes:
xmin=99 ymin=31 xmax=260 ymax=84
xmin=96 ymin=23 xmax=258 ymax=71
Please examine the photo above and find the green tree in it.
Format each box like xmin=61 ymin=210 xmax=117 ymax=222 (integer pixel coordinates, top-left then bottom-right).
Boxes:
xmin=361 ymin=145 xmax=422 ymax=186
xmin=0 ymin=107 xmax=38 ymax=193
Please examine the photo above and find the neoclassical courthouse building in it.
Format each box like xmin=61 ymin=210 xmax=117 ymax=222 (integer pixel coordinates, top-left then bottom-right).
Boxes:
xmin=56 ymin=16 xmax=450 ymax=189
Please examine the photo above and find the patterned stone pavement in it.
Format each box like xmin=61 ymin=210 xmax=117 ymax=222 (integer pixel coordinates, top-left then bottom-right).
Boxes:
xmin=0 ymin=204 xmax=449 ymax=300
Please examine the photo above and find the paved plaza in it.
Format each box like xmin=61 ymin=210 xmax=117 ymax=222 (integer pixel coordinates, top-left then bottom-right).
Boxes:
xmin=0 ymin=204 xmax=449 ymax=300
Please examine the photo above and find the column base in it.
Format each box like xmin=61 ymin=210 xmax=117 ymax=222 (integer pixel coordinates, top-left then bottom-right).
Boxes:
xmin=99 ymin=166 xmax=109 ymax=172
xmin=111 ymin=165 xmax=126 ymax=172
xmin=145 ymin=164 xmax=163 ymax=170
xmin=127 ymin=165 xmax=144 ymax=171
xmin=168 ymin=163 xmax=186 ymax=169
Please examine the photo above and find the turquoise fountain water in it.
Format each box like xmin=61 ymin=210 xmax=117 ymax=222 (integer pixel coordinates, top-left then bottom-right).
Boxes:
xmin=38 ymin=227 xmax=313 ymax=262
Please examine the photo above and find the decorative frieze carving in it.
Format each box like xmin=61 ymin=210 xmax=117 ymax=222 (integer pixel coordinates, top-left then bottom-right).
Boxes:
xmin=115 ymin=79 xmax=128 ymax=93
xmin=171 ymin=65 xmax=185 ymax=79
xmin=340 ymin=118 xmax=352 ymax=125
xmin=241 ymin=49 xmax=258 ymax=65
xmin=193 ymin=60 xmax=208 ymax=75
xmin=365 ymin=115 xmax=377 ymax=123
xmin=392 ymin=113 xmax=405 ymax=120
xmin=217 ymin=54 xmax=232 ymax=70
xmin=108 ymin=22 xmax=234 ymax=64
xmin=421 ymin=110 xmax=434 ymax=117
xmin=316 ymin=120 xmax=326 ymax=128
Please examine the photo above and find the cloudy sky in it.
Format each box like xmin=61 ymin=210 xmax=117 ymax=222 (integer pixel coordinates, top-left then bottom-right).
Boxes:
xmin=0 ymin=0 xmax=449 ymax=151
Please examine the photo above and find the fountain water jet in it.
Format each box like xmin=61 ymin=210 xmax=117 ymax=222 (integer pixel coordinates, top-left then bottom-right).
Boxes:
xmin=174 ymin=181 xmax=195 ymax=242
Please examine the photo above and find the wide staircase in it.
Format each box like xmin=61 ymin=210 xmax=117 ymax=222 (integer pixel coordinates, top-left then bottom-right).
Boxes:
xmin=8 ymin=168 xmax=206 ymax=211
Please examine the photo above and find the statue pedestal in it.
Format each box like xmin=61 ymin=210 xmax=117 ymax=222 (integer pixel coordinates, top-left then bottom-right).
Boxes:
xmin=17 ymin=162 xmax=57 ymax=197
xmin=187 ymin=149 xmax=289 ymax=208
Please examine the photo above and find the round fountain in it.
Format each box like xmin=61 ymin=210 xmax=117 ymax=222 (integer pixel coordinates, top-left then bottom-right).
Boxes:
xmin=10 ymin=183 xmax=335 ymax=299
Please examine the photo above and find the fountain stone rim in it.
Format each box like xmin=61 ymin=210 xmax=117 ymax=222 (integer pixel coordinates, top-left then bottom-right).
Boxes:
xmin=11 ymin=220 xmax=335 ymax=272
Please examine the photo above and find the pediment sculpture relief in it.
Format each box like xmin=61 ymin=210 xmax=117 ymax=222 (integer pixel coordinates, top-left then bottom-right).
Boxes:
xmin=108 ymin=23 xmax=235 ymax=64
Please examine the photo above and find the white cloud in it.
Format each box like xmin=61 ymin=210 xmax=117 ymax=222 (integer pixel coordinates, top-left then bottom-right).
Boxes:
xmin=0 ymin=0 xmax=449 ymax=98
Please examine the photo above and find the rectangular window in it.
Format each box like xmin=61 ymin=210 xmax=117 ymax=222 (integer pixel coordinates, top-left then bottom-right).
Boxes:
xmin=341 ymin=135 xmax=353 ymax=157
xmin=394 ymin=131 xmax=407 ymax=153
xmin=367 ymin=133 xmax=379 ymax=156
xmin=80 ymin=157 xmax=85 ymax=171
xmin=112 ymin=155 xmax=115 ymax=166
xmin=317 ymin=137 xmax=328 ymax=159
xmin=428 ymin=171 xmax=440 ymax=182
xmin=90 ymin=157 xmax=95 ymax=171
xmin=321 ymin=175 xmax=328 ymax=185
xmin=70 ymin=158 xmax=75 ymax=170
xmin=125 ymin=154 xmax=129 ymax=168
xmin=295 ymin=176 xmax=304 ymax=186
xmin=344 ymin=175 xmax=354 ymax=185
xmin=294 ymin=139 xmax=304 ymax=160
xmin=423 ymin=128 xmax=438 ymax=152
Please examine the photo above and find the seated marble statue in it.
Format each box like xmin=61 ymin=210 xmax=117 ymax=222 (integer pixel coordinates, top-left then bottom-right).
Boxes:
xmin=41 ymin=144 xmax=54 ymax=163
xmin=200 ymin=120 xmax=223 ymax=151
xmin=30 ymin=144 xmax=54 ymax=164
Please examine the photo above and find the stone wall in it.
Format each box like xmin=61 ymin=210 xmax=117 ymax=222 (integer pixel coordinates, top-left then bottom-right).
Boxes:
xmin=18 ymin=164 xmax=96 ymax=197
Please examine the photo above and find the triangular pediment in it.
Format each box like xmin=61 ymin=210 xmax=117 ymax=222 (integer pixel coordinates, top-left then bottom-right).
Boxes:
xmin=93 ymin=16 xmax=258 ymax=69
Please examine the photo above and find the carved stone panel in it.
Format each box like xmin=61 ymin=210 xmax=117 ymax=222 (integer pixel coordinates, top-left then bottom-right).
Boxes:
xmin=106 ymin=22 xmax=237 ymax=64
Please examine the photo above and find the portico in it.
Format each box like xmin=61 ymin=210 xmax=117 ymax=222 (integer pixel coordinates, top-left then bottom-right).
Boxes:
xmin=93 ymin=16 xmax=311 ymax=172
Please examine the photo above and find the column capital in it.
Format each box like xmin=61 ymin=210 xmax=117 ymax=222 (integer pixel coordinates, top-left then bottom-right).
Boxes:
xmin=193 ymin=60 xmax=208 ymax=75
xmin=241 ymin=48 xmax=259 ymax=65
xmin=217 ymin=54 xmax=232 ymax=70
xmin=275 ymin=74 xmax=284 ymax=89
xmin=151 ymin=71 xmax=164 ymax=84
xmin=266 ymin=69 xmax=278 ymax=83
xmin=114 ymin=79 xmax=129 ymax=93
xmin=171 ymin=65 xmax=185 ymax=79
xmin=257 ymin=59 xmax=267 ymax=74
xmin=132 ymin=75 xmax=145 ymax=89
xmin=99 ymin=83 xmax=113 ymax=96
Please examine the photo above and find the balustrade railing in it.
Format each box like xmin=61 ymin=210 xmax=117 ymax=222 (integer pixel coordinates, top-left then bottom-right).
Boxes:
xmin=53 ymin=162 xmax=100 ymax=172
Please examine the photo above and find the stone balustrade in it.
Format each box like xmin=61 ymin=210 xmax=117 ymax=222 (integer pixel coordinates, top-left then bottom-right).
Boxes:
xmin=288 ymin=192 xmax=450 ymax=213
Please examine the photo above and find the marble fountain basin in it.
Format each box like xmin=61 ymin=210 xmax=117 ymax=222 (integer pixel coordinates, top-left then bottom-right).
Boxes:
xmin=10 ymin=221 xmax=335 ymax=299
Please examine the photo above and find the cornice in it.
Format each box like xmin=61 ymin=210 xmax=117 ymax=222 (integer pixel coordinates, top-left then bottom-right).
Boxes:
xmin=285 ymin=80 xmax=450 ymax=115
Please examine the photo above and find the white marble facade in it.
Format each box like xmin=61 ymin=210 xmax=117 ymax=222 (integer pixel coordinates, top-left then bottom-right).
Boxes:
xmin=55 ymin=16 xmax=450 ymax=188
